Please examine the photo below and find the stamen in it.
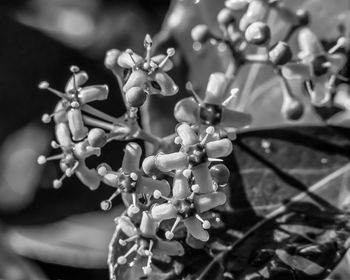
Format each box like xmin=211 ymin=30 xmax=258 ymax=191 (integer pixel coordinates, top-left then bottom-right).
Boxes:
xmin=165 ymin=216 xmax=181 ymax=240
xmin=130 ymin=172 xmax=138 ymax=181
xmin=37 ymin=154 xmax=64 ymax=165
xmin=70 ymin=65 xmax=80 ymax=93
xmin=51 ymin=141 xmax=61 ymax=149
xmin=195 ymin=214 xmax=211 ymax=229
xmin=128 ymin=193 xmax=140 ymax=214
xmin=126 ymin=49 xmax=138 ymax=68
xmin=158 ymin=48 xmax=175 ymax=69
xmin=328 ymin=37 xmax=348 ymax=54
xmin=101 ymin=189 xmax=121 ymax=211
xmin=191 ymin=184 xmax=200 ymax=193
xmin=153 ymin=190 xmax=171 ymax=200
xmin=144 ymin=34 xmax=153 ymax=69
xmin=174 ymin=136 xmax=183 ymax=145
xmin=38 ymin=82 xmax=68 ymax=100
xmin=200 ymin=126 xmax=215 ymax=145
xmin=142 ymin=240 xmax=154 ymax=275
xmin=41 ymin=107 xmax=68 ymax=124
xmin=182 ymin=169 xmax=192 ymax=178
xmin=336 ymin=74 xmax=349 ymax=82
xmin=208 ymin=158 xmax=224 ymax=162
xmin=53 ymin=173 xmax=67 ymax=189
xmin=97 ymin=165 xmax=108 ymax=176
xmin=65 ymin=161 xmax=79 ymax=177
xmin=118 ymin=235 xmax=138 ymax=246
xmin=222 ymin=88 xmax=239 ymax=107
xmin=186 ymin=81 xmax=204 ymax=105
xmin=117 ymin=243 xmax=138 ymax=265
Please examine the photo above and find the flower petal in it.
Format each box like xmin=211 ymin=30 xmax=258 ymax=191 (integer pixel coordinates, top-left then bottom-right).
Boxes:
xmin=282 ymin=62 xmax=311 ymax=80
xmin=154 ymin=240 xmax=184 ymax=256
xmin=328 ymin=53 xmax=347 ymax=73
xmin=239 ymin=0 xmax=269 ymax=32
xmin=53 ymin=101 xmax=68 ymax=124
xmin=122 ymin=142 xmax=142 ymax=173
xmin=220 ymin=108 xmax=252 ymax=129
xmin=67 ymin=109 xmax=88 ymax=141
xmin=151 ymin=204 xmax=177 ymax=221
xmin=102 ymin=172 xmax=120 ymax=187
xmin=176 ymin=123 xmax=199 ymax=146
xmin=206 ymin=139 xmax=233 ymax=158
xmin=123 ymin=70 xmax=148 ymax=93
xmin=192 ymin=164 xmax=214 ymax=194
xmin=155 ymin=152 xmax=188 ymax=172
xmin=151 ymin=54 xmax=173 ymax=72
xmin=194 ymin=192 xmax=227 ymax=213
xmin=298 ymin=28 xmax=325 ymax=58
xmin=140 ymin=212 xmax=157 ymax=237
xmin=174 ymin=97 xmax=199 ymax=124
xmin=309 ymin=76 xmax=330 ymax=106
xmin=151 ymin=71 xmax=178 ymax=96
xmin=172 ymin=171 xmax=191 ymax=199
xmin=184 ymin=217 xmax=209 ymax=242
xmin=78 ymin=85 xmax=109 ymax=104
xmin=117 ymin=51 xmax=143 ymax=68
xmin=65 ymin=71 xmax=88 ymax=93
xmin=55 ymin=122 xmax=72 ymax=147
xmin=136 ymin=177 xmax=170 ymax=196
xmin=118 ymin=216 xmax=138 ymax=237
xmin=76 ymin=164 xmax=101 ymax=190
xmin=204 ymin=73 xmax=228 ymax=105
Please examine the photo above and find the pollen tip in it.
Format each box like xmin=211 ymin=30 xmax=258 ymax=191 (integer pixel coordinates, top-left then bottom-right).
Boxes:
xmin=202 ymin=220 xmax=211 ymax=229
xmin=167 ymin=48 xmax=175 ymax=56
xmin=97 ymin=166 xmax=108 ymax=176
xmin=165 ymin=231 xmax=174 ymax=240
xmin=38 ymin=81 xmax=49 ymax=89
xmin=37 ymin=155 xmax=47 ymax=165
xmin=130 ymin=172 xmax=138 ymax=181
xmin=206 ymin=126 xmax=215 ymax=135
xmin=119 ymin=239 xmax=127 ymax=246
xmin=191 ymin=184 xmax=200 ymax=193
xmin=53 ymin=179 xmax=62 ymax=189
xmin=117 ymin=256 xmax=127 ymax=265
xmin=41 ymin=114 xmax=52 ymax=123
xmin=70 ymin=65 xmax=80 ymax=73
xmin=183 ymin=169 xmax=192 ymax=178
xmin=153 ymin=190 xmax=162 ymax=199
xmin=100 ymin=200 xmax=112 ymax=211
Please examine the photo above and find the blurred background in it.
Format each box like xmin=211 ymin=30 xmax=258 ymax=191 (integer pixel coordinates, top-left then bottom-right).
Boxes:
xmin=0 ymin=1 xmax=170 ymax=279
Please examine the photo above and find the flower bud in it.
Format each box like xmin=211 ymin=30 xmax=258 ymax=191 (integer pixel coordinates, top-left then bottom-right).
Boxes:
xmin=269 ymin=41 xmax=292 ymax=65
xmin=126 ymin=87 xmax=147 ymax=107
xmin=191 ymin=25 xmax=211 ymax=43
xmin=210 ymin=164 xmax=230 ymax=185
xmin=296 ymin=9 xmax=309 ymax=26
xmin=217 ymin=8 xmax=235 ymax=26
xmin=88 ymin=128 xmax=107 ymax=148
xmin=244 ymin=22 xmax=270 ymax=45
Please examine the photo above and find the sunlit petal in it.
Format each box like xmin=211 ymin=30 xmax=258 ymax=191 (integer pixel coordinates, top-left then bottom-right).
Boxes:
xmin=78 ymin=85 xmax=109 ymax=104
xmin=174 ymin=97 xmax=199 ymax=124
xmin=194 ymin=192 xmax=227 ymax=213
xmin=206 ymin=139 xmax=233 ymax=158
xmin=184 ymin=217 xmax=209 ymax=242
xmin=151 ymin=203 xmax=177 ymax=221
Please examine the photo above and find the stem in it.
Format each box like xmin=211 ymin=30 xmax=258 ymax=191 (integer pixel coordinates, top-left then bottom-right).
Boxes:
xmin=83 ymin=115 xmax=114 ymax=130
xmin=82 ymin=104 xmax=121 ymax=123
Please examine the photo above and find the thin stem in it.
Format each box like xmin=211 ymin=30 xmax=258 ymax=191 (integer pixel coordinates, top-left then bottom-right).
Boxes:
xmin=82 ymin=104 xmax=121 ymax=123
xmin=82 ymin=115 xmax=114 ymax=130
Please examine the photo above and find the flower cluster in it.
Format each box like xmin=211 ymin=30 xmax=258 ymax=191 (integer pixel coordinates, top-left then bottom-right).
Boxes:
xmin=191 ymin=0 xmax=349 ymax=120
xmin=36 ymin=3 xmax=350 ymax=278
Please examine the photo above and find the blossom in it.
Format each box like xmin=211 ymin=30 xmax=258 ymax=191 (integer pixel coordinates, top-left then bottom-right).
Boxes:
xmin=111 ymin=34 xmax=178 ymax=103
xmin=98 ymin=142 xmax=170 ymax=214
xmin=37 ymin=123 xmax=102 ymax=190
xmin=174 ymin=73 xmax=251 ymax=139
xmin=150 ymin=170 xmax=226 ymax=243
xmin=282 ymin=28 xmax=348 ymax=106
xmin=39 ymin=66 xmax=109 ymax=140
xmin=113 ymin=212 xmax=184 ymax=276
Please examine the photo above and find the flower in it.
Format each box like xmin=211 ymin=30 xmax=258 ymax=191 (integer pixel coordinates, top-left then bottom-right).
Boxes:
xmin=113 ymin=212 xmax=184 ymax=276
xmin=174 ymin=73 xmax=251 ymax=139
xmin=282 ymin=28 xmax=348 ymax=106
xmin=150 ymin=170 xmax=226 ymax=243
xmin=37 ymin=122 xmax=102 ymax=190
xmin=39 ymin=66 xmax=109 ymax=140
xmin=113 ymin=34 xmax=178 ymax=101
xmin=98 ymin=142 xmax=170 ymax=214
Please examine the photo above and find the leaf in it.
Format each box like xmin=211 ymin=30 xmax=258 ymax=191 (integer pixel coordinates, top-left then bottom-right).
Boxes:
xmin=7 ymin=206 xmax=124 ymax=268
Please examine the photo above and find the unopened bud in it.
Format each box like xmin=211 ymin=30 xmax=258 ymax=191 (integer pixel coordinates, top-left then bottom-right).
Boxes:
xmin=269 ymin=41 xmax=292 ymax=65
xmin=245 ymin=22 xmax=270 ymax=45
